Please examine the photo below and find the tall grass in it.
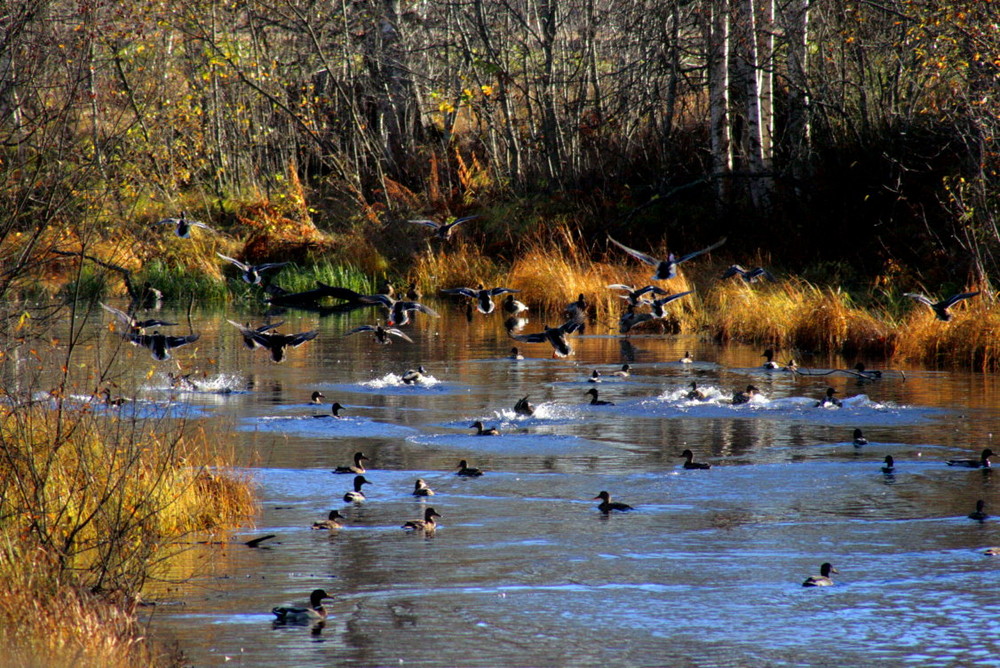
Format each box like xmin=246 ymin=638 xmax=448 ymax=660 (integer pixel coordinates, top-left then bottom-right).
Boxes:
xmin=271 ymin=260 xmax=377 ymax=294
xmin=893 ymin=298 xmax=1000 ymax=370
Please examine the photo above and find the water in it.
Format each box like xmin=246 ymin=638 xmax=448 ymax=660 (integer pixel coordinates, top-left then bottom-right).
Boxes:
xmin=74 ymin=303 xmax=1000 ymax=666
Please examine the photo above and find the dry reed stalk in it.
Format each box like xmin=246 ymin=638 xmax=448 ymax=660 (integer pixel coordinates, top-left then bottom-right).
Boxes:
xmin=893 ymin=299 xmax=1000 ymax=370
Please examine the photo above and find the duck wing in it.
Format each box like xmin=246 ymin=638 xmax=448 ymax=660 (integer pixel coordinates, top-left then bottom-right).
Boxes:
xmin=407 ymin=219 xmax=443 ymax=230
xmin=440 ymin=287 xmax=478 ymax=299
xmin=608 ymin=237 xmax=662 ymax=267
xmin=216 ymin=253 xmax=250 ymax=272
xmin=344 ymin=325 xmax=377 ymax=336
xmin=940 ymin=291 xmax=980 ymax=308
xmin=385 ymin=327 xmax=414 ymax=343
xmin=903 ymin=292 xmax=934 ymax=307
xmin=675 ymin=238 xmax=726 ymax=264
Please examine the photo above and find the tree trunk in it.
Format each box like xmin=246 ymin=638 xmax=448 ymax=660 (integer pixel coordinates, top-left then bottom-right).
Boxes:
xmin=705 ymin=0 xmax=732 ymax=205
xmin=783 ymin=0 xmax=811 ymax=189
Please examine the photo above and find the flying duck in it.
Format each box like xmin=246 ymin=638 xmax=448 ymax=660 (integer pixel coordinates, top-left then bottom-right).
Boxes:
xmin=904 ymin=290 xmax=980 ymax=321
xmin=100 ymin=303 xmax=177 ymax=332
xmin=642 ymin=291 xmax=694 ymax=318
xmin=510 ymin=319 xmax=583 ymax=357
xmin=514 ymin=396 xmax=536 ymax=416
xmin=345 ymin=323 xmax=413 ymax=344
xmin=227 ymin=321 xmax=318 ymax=362
xmin=359 ymin=294 xmax=440 ymax=327
xmin=608 ymin=236 xmax=726 ymax=281
xmin=122 ymin=330 xmax=199 ymax=361
xmin=721 ymin=264 xmax=775 ymax=283
xmin=216 ymin=253 xmax=289 ymax=285
xmin=618 ymin=305 xmax=655 ymax=334
xmin=407 ymin=214 xmax=479 ymax=241
xmin=607 ymin=284 xmax=668 ymax=306
xmin=155 ymin=211 xmax=214 ymax=238
xmin=441 ymin=284 xmax=521 ymax=315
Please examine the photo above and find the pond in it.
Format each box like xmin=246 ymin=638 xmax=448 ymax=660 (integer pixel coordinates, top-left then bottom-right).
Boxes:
xmin=83 ymin=301 xmax=1000 ymax=666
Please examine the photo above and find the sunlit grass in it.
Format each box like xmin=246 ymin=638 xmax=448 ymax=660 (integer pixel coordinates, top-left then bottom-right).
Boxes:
xmin=272 ymin=260 xmax=376 ymax=294
xmin=893 ymin=297 xmax=1000 ymax=370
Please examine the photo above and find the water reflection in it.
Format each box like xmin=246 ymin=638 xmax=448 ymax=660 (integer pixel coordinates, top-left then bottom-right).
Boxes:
xmin=66 ymin=303 xmax=1000 ymax=666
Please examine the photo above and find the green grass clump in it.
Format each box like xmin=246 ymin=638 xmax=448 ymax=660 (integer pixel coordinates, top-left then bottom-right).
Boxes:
xmin=136 ymin=259 xmax=230 ymax=303
xmin=271 ymin=260 xmax=378 ymax=294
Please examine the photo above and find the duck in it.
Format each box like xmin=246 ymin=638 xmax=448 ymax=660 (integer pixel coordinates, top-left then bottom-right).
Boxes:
xmin=618 ymin=305 xmax=655 ymax=334
xmin=565 ymin=294 xmax=588 ymax=321
xmin=405 ymin=282 xmax=421 ymax=300
xmin=608 ymin=236 xmax=726 ymax=281
xmin=166 ymin=372 xmax=198 ymax=391
xmin=983 ymin=547 xmax=1000 ymax=556
xmin=311 ymin=510 xmax=347 ymax=530
xmin=359 ymin=294 xmax=441 ymax=327
xmin=122 ymin=330 xmax=200 ymax=361
xmin=100 ymin=387 xmax=127 ymax=407
xmin=333 ymin=452 xmax=368 ymax=474
xmin=679 ymin=351 xmax=694 ymax=364
xmin=802 ymin=562 xmax=838 ymax=587
xmin=100 ymin=303 xmax=177 ymax=333
xmin=377 ymin=280 xmax=394 ymax=297
xmin=594 ymin=490 xmax=634 ymax=513
xmin=401 ymin=365 xmax=427 ymax=385
xmin=510 ymin=319 xmax=584 ymax=357
xmin=321 ymin=402 xmax=347 ymax=419
xmin=814 ymin=387 xmax=842 ymax=408
xmin=407 ymin=214 xmax=479 ymax=241
xmin=784 ymin=359 xmax=799 ymax=372
xmin=227 ymin=321 xmax=318 ymax=362
xmin=881 ymin=455 xmax=895 ymax=474
xmin=588 ymin=370 xmax=602 ymax=383
xmin=226 ymin=320 xmax=284 ymax=350
xmin=968 ymin=499 xmax=988 ymax=522
xmin=139 ymin=281 xmax=163 ymax=309
xmin=310 ymin=391 xmax=326 ymax=404
xmin=643 ymin=290 xmax=694 ymax=319
xmin=732 ymin=384 xmax=760 ymax=405
xmin=514 ymin=396 xmax=535 ymax=416
xmin=585 ymin=388 xmax=614 ymax=406
xmin=503 ymin=294 xmax=529 ymax=315
xmin=947 ymin=448 xmax=994 ymax=468
xmin=686 ymin=382 xmax=707 ymax=401
xmin=345 ymin=323 xmax=414 ymax=345
xmin=853 ymin=428 xmax=868 ymax=447
xmin=720 ymin=264 xmax=776 ymax=283
xmin=155 ymin=211 xmax=214 ymax=238
xmin=509 ymin=347 xmax=524 ymax=360
xmin=761 ymin=348 xmax=781 ymax=370
xmin=607 ymin=284 xmax=667 ymax=306
xmin=403 ymin=507 xmax=442 ymax=532
xmin=272 ymin=589 xmax=334 ymax=624
xmin=216 ymin=253 xmax=290 ymax=286
xmin=412 ymin=479 xmax=435 ymax=496
xmin=852 ymin=362 xmax=882 ymax=379
xmin=470 ymin=420 xmax=500 ymax=436
xmin=456 ymin=459 xmax=484 ymax=477
xmin=441 ymin=284 xmax=521 ymax=315
xmin=343 ymin=475 xmax=371 ymax=503
xmin=610 ymin=364 xmax=632 ymax=378
xmin=680 ymin=449 xmax=711 ymax=469
xmin=904 ymin=290 xmax=980 ymax=321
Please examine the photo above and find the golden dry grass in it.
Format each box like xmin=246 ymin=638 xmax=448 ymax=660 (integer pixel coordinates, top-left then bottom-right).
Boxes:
xmin=892 ymin=297 xmax=1000 ymax=370
xmin=704 ymin=277 xmax=894 ymax=358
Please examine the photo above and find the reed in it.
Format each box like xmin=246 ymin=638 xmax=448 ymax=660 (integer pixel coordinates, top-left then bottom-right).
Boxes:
xmin=271 ymin=260 xmax=376 ymax=294
xmin=410 ymin=242 xmax=508 ymax=297
xmin=705 ymin=277 xmax=893 ymax=357
xmin=892 ymin=298 xmax=1000 ymax=371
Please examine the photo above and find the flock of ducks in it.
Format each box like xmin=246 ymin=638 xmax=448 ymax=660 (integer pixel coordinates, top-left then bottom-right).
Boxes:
xmin=145 ymin=213 xmax=993 ymax=619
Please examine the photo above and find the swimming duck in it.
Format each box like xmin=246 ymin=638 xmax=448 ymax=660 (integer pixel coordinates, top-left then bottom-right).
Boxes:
xmin=456 ymin=459 xmax=484 ymax=477
xmin=100 ymin=387 xmax=127 ymax=407
xmin=359 ymin=294 xmax=440 ymax=327
xmin=412 ymin=479 xmax=435 ymax=496
xmin=311 ymin=510 xmax=347 ymax=530
xmin=139 ymin=282 xmax=164 ymax=309
xmin=784 ymin=359 xmax=799 ymax=372
xmin=377 ymin=279 xmax=394 ymax=297
xmin=343 ymin=475 xmax=371 ymax=503
xmin=441 ymin=284 xmax=521 ymax=315
xmin=403 ymin=507 xmax=442 ymax=532
xmin=852 ymin=362 xmax=883 ymax=379
xmin=407 ymin=214 xmax=479 ymax=241
xmin=470 ymin=420 xmax=500 ymax=436
xmin=618 ymin=305 xmax=655 ymax=334
xmin=610 ymin=364 xmax=631 ymax=377
xmin=122 ymin=330 xmax=200 ymax=361
xmin=510 ymin=319 xmax=583 ymax=357
xmin=585 ymin=388 xmax=615 ymax=406
xmin=881 ymin=455 xmax=895 ymax=474
xmin=761 ymin=348 xmax=781 ymax=370
xmin=155 ymin=211 xmax=214 ymax=238
xmin=216 ymin=253 xmax=290 ymax=286
xmin=904 ymin=290 xmax=980 ymax=321
xmin=607 ymin=284 xmax=668 ymax=306
xmin=345 ymin=323 xmax=414 ymax=344
xmin=686 ymin=382 xmax=707 ymax=401
xmin=608 ymin=236 xmax=726 ymax=281
xmin=514 ymin=396 xmax=536 ymax=416
xmin=333 ymin=452 xmax=369 ymax=474
xmin=720 ymin=265 xmax=775 ymax=283
xmin=401 ymin=365 xmax=427 ymax=385
xmin=947 ymin=448 xmax=994 ymax=468
xmin=405 ymin=282 xmax=421 ymax=300
xmin=732 ymin=384 xmax=760 ymax=405
xmin=272 ymin=589 xmax=333 ymax=624
xmin=802 ymin=562 xmax=838 ymax=587
xmin=503 ymin=294 xmax=529 ymax=315
xmin=310 ymin=391 xmax=326 ymax=404
xmin=318 ymin=402 xmax=346 ymax=419
xmin=679 ymin=351 xmax=694 ymax=364
xmin=588 ymin=370 xmax=602 ymax=383
xmin=100 ymin=303 xmax=177 ymax=333
xmin=814 ymin=387 xmax=842 ymax=408
xmin=984 ymin=547 xmax=1000 ymax=556
xmin=968 ymin=499 xmax=988 ymax=522
xmin=680 ymin=449 xmax=711 ymax=469
xmin=853 ymin=428 xmax=868 ymax=447
xmin=594 ymin=490 xmax=634 ymax=513
xmin=509 ymin=347 xmax=524 ymax=360
xmin=643 ymin=291 xmax=694 ymax=319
